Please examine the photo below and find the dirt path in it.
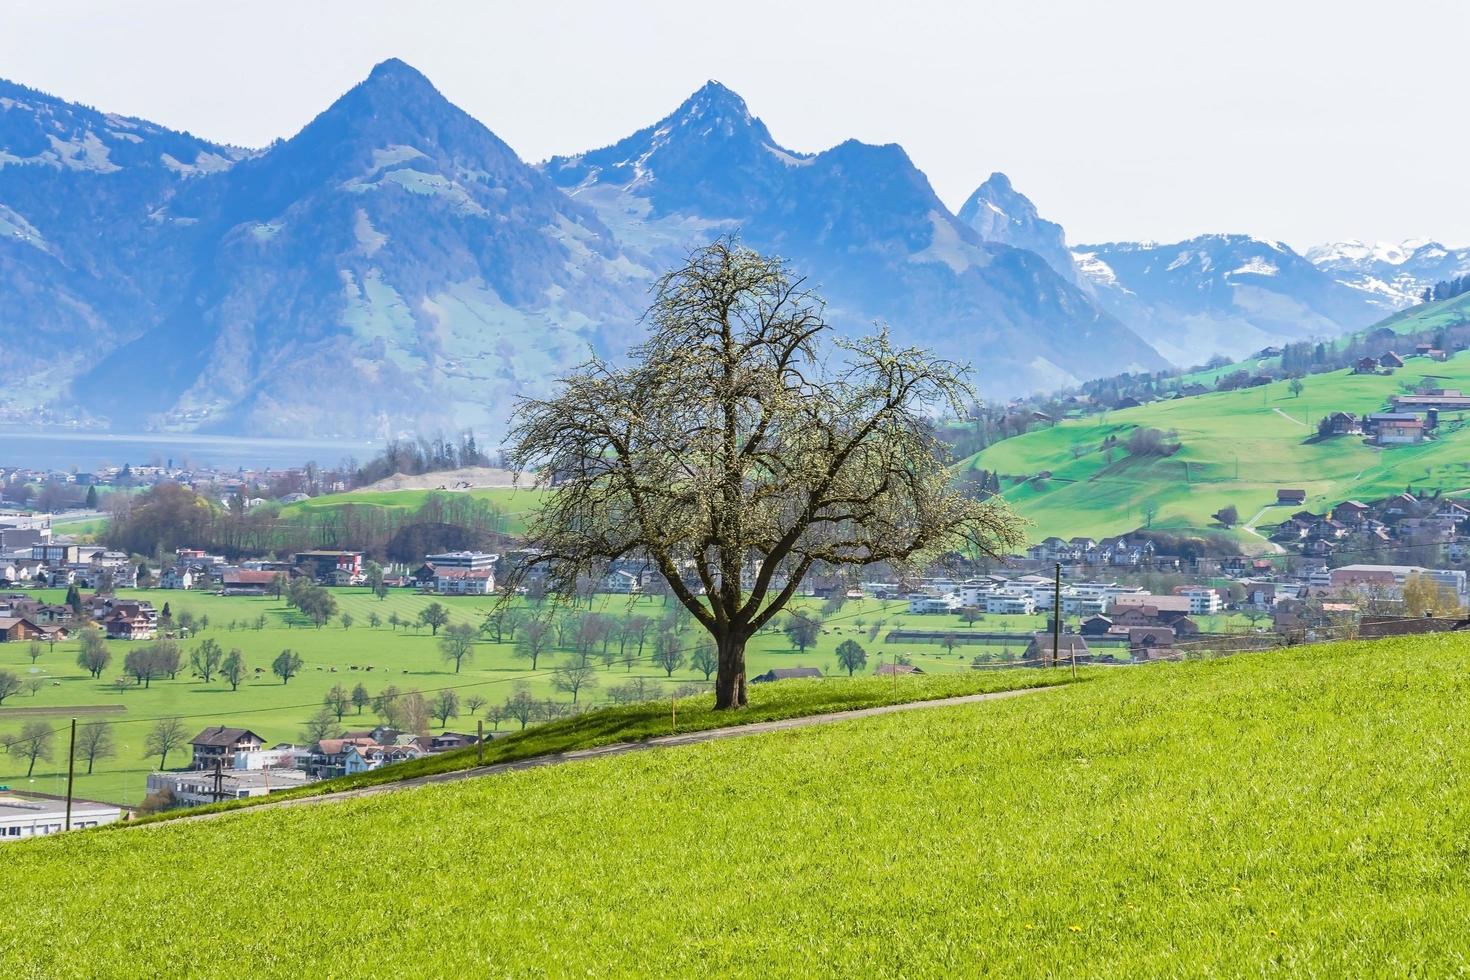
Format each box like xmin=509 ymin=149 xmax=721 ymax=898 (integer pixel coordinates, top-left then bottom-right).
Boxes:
xmin=148 ymin=687 xmax=1053 ymax=826
xmin=1242 ymin=505 xmax=1286 ymax=554
xmin=1272 ymin=407 xmax=1307 ymax=427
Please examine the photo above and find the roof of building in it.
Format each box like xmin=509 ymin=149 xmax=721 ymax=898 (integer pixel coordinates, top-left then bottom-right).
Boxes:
xmin=752 ymin=667 xmax=824 ymax=682
xmin=189 ymin=726 xmax=266 ymax=747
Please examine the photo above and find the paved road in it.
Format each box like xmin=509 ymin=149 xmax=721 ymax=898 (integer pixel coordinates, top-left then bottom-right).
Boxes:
xmin=150 ymin=686 xmax=1054 ymax=826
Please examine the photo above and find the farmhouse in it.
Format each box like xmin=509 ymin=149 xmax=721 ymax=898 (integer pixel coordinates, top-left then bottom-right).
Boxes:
xmin=1276 ymin=489 xmax=1307 ymax=505
xmin=1380 ymin=351 xmax=1405 ymax=369
xmin=1353 ymin=356 xmax=1378 ymax=374
xmin=1324 ymin=412 xmax=1361 ymax=435
xmin=189 ymin=727 xmax=267 ymax=770
xmin=874 ymin=663 xmax=924 ymax=676
xmin=1023 ymin=632 xmax=1090 ymax=666
xmin=219 ymin=569 xmax=276 ymax=596
xmin=752 ymin=667 xmax=824 ymax=683
xmin=1368 ymin=413 xmax=1424 ymax=445
xmin=0 ymin=616 xmax=41 ymax=642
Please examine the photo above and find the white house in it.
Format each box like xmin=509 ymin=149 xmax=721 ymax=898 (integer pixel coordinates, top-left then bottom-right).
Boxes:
xmin=984 ymin=593 xmax=1035 ymax=616
xmin=1176 ymin=587 xmax=1222 ymax=615
xmin=432 ymin=569 xmax=495 ymax=595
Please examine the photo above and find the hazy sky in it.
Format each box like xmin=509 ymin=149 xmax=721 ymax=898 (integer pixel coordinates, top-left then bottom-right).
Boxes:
xmin=3 ymin=0 xmax=1466 ymax=250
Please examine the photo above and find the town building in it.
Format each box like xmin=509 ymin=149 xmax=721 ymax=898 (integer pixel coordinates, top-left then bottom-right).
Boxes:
xmin=0 ymin=791 xmax=122 ymax=840
xmin=188 ymin=727 xmax=267 ymax=770
xmin=147 ymin=768 xmax=312 ymax=806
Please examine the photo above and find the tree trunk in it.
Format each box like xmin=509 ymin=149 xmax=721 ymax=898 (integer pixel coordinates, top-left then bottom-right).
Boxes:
xmin=713 ymin=633 xmax=748 ymax=709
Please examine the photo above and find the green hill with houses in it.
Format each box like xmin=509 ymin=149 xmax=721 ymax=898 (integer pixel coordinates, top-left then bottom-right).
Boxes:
xmin=966 ymin=337 xmax=1470 ymax=545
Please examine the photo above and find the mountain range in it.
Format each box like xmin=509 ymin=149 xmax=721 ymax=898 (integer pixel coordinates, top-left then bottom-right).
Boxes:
xmin=1 ymin=59 xmax=1465 ymax=438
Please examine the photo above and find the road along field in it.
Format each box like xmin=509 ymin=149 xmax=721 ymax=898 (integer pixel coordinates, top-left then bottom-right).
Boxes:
xmin=3 ymin=632 xmax=1466 ymax=974
xmin=0 ymin=587 xmax=1037 ymax=804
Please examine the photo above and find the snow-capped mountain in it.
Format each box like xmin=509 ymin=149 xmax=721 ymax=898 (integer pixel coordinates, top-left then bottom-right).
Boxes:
xmin=78 ymin=59 xmax=648 ymax=437
xmin=1306 ymin=239 xmax=1470 ymax=311
xmin=957 ymin=172 xmax=1083 ymax=287
xmin=544 ymin=82 xmax=1164 ymax=396
xmin=1073 ymin=236 xmax=1382 ymax=366
xmin=0 ymin=77 xmax=249 ymax=410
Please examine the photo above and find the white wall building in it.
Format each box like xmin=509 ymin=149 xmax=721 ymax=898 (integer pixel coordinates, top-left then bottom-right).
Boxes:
xmin=908 ymin=594 xmax=962 ymax=615
xmin=0 ymin=792 xmax=121 ymax=840
xmin=1177 ymin=587 xmax=1222 ymax=615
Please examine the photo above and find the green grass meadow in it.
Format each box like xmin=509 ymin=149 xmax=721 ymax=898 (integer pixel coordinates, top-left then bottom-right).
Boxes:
xmin=277 ymin=485 xmax=549 ymax=535
xmin=4 ymin=633 xmax=1468 ymax=974
xmin=969 ymin=349 xmax=1470 ymax=541
xmin=0 ymin=587 xmax=1038 ymax=805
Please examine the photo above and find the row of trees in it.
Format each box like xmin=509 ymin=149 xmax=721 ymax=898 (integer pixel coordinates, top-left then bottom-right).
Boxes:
xmin=103 ymin=482 xmax=511 ymax=562
xmin=0 ymin=716 xmax=190 ymax=778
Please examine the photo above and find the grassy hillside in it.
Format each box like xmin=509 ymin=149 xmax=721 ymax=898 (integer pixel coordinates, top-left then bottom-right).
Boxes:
xmin=0 ymin=588 xmax=1036 ymax=805
xmin=277 ymin=486 xmax=549 ymax=535
xmin=6 ymin=635 xmax=1468 ymax=974
xmin=969 ymin=349 xmax=1470 ymax=541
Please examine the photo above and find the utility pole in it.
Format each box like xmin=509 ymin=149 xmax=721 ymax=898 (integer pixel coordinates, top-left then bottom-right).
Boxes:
xmin=1052 ymin=563 xmax=1062 ymax=669
xmin=476 ymin=720 xmax=484 ymax=765
xmin=64 ymin=718 xmax=76 ymax=832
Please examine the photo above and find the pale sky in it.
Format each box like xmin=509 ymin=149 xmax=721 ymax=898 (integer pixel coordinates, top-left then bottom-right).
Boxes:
xmin=2 ymin=0 xmax=1466 ymax=250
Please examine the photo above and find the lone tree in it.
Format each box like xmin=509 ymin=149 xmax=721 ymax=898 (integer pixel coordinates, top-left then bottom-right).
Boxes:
xmin=835 ymin=639 xmax=868 ymax=677
xmin=551 ymin=658 xmax=598 ymax=704
xmin=783 ymin=611 xmax=822 ymax=652
xmin=505 ymin=242 xmax=1023 ymax=708
xmin=0 ymin=670 xmax=20 ymax=705
xmin=189 ymin=638 xmax=224 ymax=683
xmin=431 ymin=689 xmax=461 ymax=727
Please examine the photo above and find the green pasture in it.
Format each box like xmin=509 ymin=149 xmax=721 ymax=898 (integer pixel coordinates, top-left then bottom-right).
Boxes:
xmin=969 ymin=349 xmax=1470 ymax=541
xmin=5 ymin=632 xmax=1469 ymax=974
xmin=277 ymin=486 xmax=548 ymax=535
xmin=0 ymin=587 xmax=1039 ymax=805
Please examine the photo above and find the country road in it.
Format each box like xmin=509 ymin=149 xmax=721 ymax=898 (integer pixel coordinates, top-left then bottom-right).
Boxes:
xmin=146 ymin=686 xmax=1055 ymax=826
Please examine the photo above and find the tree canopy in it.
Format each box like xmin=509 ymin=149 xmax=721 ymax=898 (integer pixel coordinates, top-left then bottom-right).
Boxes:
xmin=506 ymin=240 xmax=1023 ymax=708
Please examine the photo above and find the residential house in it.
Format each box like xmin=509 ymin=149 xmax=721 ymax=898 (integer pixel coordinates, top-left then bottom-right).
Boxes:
xmin=432 ymin=568 xmax=495 ymax=595
xmin=1276 ymin=489 xmax=1308 ymax=506
xmin=147 ymin=768 xmax=312 ymax=806
xmin=874 ymin=663 xmax=924 ymax=676
xmin=1353 ymin=356 xmax=1379 ymax=374
xmin=1022 ymin=632 xmax=1089 ymax=667
xmin=1380 ymin=351 xmax=1405 ymax=369
xmin=0 ymin=616 xmax=41 ymax=642
xmin=1325 ymin=412 xmax=1361 ymax=435
xmin=1369 ymin=413 xmax=1425 ymax=446
xmin=159 ymin=567 xmax=194 ymax=590
xmin=188 ymin=727 xmax=266 ymax=771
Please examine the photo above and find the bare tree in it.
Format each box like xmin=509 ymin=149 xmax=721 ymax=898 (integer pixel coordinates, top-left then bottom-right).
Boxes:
xmin=505 ymin=241 xmax=1023 ymax=708
xmin=76 ymin=627 xmax=112 ymax=678
xmin=0 ymin=670 xmax=20 ymax=705
xmin=439 ymin=623 xmax=478 ymax=673
xmin=651 ymin=631 xmax=686 ymax=678
xmin=466 ymin=694 xmax=487 ymax=716
xmin=77 ymin=721 xmax=115 ymax=774
xmin=431 ymin=689 xmax=461 ymax=727
xmin=27 ymin=639 xmax=43 ymax=664
xmin=9 ymin=721 xmax=54 ymax=777
xmin=144 ymin=717 xmax=188 ymax=770
xmin=373 ymin=685 xmax=404 ymax=729
xmin=552 ymin=659 xmax=599 ymax=704
xmin=324 ymin=684 xmax=351 ymax=721
xmin=503 ymin=686 xmax=539 ymax=730
xmin=221 ymin=649 xmax=247 ymax=691
xmin=303 ymin=707 xmax=341 ymax=745
xmin=189 ymin=638 xmax=224 ymax=683
xmin=689 ymin=638 xmax=718 ymax=681
xmin=514 ymin=617 xmax=554 ymax=670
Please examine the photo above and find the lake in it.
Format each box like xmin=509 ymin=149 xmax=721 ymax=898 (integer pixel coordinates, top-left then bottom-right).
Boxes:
xmin=0 ymin=428 xmax=377 ymax=472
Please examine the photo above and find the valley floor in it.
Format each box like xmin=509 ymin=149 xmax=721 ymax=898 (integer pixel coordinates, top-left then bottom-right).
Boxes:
xmin=4 ymin=635 xmax=1469 ymax=975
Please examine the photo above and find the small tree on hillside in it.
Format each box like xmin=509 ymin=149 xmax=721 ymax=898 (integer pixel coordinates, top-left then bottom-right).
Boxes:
xmin=514 ymin=618 xmax=553 ymax=670
xmin=651 ymin=631 xmax=686 ymax=677
xmin=189 ymin=639 xmax=224 ymax=683
xmin=1214 ymin=505 xmax=1240 ymax=528
xmin=76 ymin=627 xmax=111 ymax=678
xmin=351 ymin=682 xmax=371 ymax=715
xmin=689 ymin=638 xmax=718 ymax=681
xmin=10 ymin=721 xmax=54 ymax=777
xmin=324 ymin=684 xmax=351 ymax=721
xmin=552 ymin=659 xmax=598 ymax=704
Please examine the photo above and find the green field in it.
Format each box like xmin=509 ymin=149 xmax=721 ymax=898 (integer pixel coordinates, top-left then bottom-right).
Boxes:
xmin=969 ymin=348 xmax=1470 ymax=541
xmin=277 ymin=486 xmax=549 ymax=535
xmin=0 ymin=587 xmax=1037 ymax=805
xmin=5 ymin=633 xmax=1468 ymax=974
